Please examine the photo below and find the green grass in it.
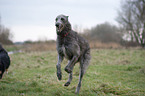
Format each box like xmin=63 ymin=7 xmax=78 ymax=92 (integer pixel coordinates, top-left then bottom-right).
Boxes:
xmin=0 ymin=49 xmax=145 ymax=96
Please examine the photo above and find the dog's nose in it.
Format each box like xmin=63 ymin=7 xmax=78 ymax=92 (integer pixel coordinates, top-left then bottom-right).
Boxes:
xmin=55 ymin=23 xmax=59 ymax=27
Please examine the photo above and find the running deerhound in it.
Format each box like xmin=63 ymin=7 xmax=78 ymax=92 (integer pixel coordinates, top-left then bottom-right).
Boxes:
xmin=55 ymin=14 xmax=91 ymax=93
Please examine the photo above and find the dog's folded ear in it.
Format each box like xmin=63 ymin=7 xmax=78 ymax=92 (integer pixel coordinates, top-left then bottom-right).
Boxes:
xmin=66 ymin=16 xmax=69 ymax=19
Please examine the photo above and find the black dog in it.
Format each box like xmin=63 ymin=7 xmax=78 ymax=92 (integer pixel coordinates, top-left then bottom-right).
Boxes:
xmin=0 ymin=44 xmax=10 ymax=79
xmin=55 ymin=14 xmax=91 ymax=93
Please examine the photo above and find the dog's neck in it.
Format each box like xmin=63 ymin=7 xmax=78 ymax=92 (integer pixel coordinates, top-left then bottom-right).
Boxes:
xmin=57 ymin=22 xmax=71 ymax=38
xmin=57 ymin=30 xmax=70 ymax=38
xmin=62 ymin=31 xmax=69 ymax=37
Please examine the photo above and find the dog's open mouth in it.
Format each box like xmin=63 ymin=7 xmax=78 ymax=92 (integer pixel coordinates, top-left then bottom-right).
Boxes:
xmin=56 ymin=24 xmax=64 ymax=32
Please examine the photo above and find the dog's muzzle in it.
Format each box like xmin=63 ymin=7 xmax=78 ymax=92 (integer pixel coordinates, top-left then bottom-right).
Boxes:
xmin=55 ymin=23 xmax=64 ymax=33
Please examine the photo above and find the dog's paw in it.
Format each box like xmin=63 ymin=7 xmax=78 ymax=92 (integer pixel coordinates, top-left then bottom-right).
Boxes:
xmin=64 ymin=82 xmax=70 ymax=86
xmin=64 ymin=67 xmax=72 ymax=73
xmin=57 ymin=72 xmax=62 ymax=80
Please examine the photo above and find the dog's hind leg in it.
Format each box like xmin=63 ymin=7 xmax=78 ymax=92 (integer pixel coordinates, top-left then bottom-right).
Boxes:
xmin=75 ymin=51 xmax=90 ymax=94
xmin=75 ymin=67 xmax=84 ymax=93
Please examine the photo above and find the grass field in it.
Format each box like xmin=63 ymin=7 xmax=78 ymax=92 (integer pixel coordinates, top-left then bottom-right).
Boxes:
xmin=0 ymin=49 xmax=145 ymax=96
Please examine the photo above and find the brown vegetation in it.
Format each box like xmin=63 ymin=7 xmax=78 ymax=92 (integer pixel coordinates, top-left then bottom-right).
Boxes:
xmin=90 ymin=41 xmax=122 ymax=49
xmin=5 ymin=41 xmax=124 ymax=52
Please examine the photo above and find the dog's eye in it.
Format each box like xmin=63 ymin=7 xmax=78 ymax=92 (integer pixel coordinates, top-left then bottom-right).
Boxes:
xmin=55 ymin=18 xmax=58 ymax=21
xmin=61 ymin=18 xmax=65 ymax=21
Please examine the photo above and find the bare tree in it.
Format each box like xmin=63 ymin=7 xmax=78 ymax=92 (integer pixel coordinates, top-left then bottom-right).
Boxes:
xmin=0 ymin=16 xmax=13 ymax=44
xmin=116 ymin=0 xmax=145 ymax=47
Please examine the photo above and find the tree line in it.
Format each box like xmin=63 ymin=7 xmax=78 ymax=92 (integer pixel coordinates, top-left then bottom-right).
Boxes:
xmin=80 ymin=22 xmax=123 ymax=44
xmin=0 ymin=0 xmax=144 ymax=48
xmin=79 ymin=0 xmax=145 ymax=48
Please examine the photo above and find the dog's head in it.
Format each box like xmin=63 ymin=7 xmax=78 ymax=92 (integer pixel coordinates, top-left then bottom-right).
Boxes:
xmin=55 ymin=14 xmax=71 ymax=35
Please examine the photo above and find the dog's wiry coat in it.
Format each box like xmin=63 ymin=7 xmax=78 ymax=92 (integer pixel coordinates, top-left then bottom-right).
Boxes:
xmin=55 ymin=14 xmax=91 ymax=93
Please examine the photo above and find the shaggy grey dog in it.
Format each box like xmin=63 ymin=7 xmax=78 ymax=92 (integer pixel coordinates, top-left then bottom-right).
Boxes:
xmin=55 ymin=14 xmax=91 ymax=94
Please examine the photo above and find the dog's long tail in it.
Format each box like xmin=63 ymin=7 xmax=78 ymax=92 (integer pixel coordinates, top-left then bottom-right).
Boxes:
xmin=81 ymin=48 xmax=91 ymax=72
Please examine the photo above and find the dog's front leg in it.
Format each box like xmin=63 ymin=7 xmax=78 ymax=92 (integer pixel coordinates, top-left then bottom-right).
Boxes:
xmin=65 ymin=55 xmax=79 ymax=73
xmin=56 ymin=55 xmax=63 ymax=80
xmin=65 ymin=45 xmax=80 ymax=73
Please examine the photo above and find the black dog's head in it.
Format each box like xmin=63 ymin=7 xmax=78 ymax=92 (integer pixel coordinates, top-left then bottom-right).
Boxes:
xmin=55 ymin=14 xmax=71 ymax=35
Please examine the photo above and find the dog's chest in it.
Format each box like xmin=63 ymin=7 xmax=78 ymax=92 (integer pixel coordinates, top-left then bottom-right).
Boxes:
xmin=61 ymin=44 xmax=72 ymax=59
xmin=62 ymin=45 xmax=68 ymax=59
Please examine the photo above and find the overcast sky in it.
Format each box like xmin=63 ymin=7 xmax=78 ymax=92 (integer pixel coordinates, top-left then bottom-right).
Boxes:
xmin=0 ymin=0 xmax=121 ymax=42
